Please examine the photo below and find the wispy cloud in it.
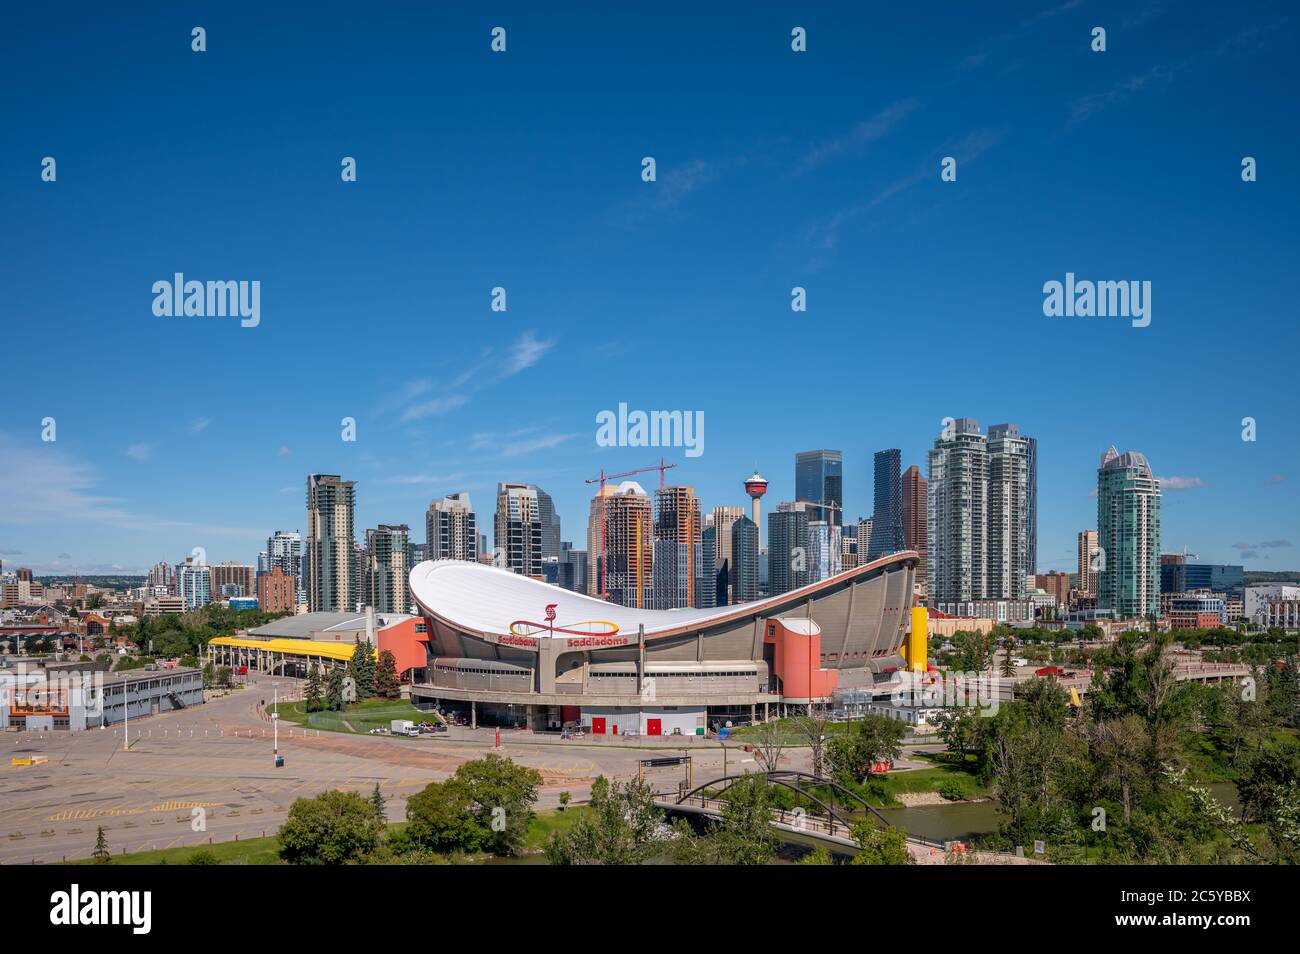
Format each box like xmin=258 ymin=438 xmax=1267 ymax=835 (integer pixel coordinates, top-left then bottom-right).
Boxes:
xmin=471 ymin=426 xmax=577 ymax=460
xmin=799 ymin=99 xmax=919 ymax=172
xmin=125 ymin=442 xmax=153 ymax=462
xmin=1158 ymin=476 xmax=1205 ymax=491
xmin=505 ymin=332 xmax=555 ymax=376
xmin=0 ymin=433 xmax=261 ymax=538
xmin=804 ymin=127 xmax=1006 ymax=252
xmin=1233 ymin=540 xmax=1292 ymax=550
xmin=400 ymin=393 xmax=471 ymax=423
xmin=277 ymin=446 xmax=291 ymax=457
xmin=187 ymin=417 xmax=211 ymax=434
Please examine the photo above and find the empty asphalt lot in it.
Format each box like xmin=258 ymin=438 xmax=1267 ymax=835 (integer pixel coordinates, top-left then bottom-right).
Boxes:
xmin=0 ymin=675 xmax=761 ymax=863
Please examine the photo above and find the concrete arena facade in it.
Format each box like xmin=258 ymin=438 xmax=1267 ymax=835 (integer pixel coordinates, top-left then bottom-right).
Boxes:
xmin=406 ymin=553 xmax=918 ymax=732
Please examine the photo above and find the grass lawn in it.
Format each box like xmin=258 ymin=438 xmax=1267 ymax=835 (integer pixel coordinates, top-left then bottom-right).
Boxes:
xmin=66 ymin=809 xmax=583 ymax=865
xmin=271 ymin=697 xmax=440 ymax=734
xmin=727 ymin=718 xmax=856 ymax=745
xmin=69 ymin=834 xmax=284 ymax=866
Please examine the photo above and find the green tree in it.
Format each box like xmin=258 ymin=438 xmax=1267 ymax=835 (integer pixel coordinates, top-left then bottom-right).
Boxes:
xmin=278 ymin=790 xmax=384 ymax=864
xmin=348 ymin=640 xmax=375 ymax=698
xmin=674 ymin=774 xmax=778 ymax=866
xmin=850 ymin=822 xmax=911 ymax=865
xmin=92 ymin=825 xmax=111 ymax=864
xmin=827 ymin=715 xmax=906 ymax=784
xmin=370 ymin=783 xmax=387 ymax=823
xmin=374 ymin=649 xmax=400 ymax=699
xmin=546 ymin=776 xmax=665 ymax=865
xmin=325 ymin=667 xmax=345 ymax=711
xmin=405 ymin=779 xmax=478 ymax=853
xmin=304 ymin=662 xmax=324 ymax=712
xmin=406 ymin=754 xmax=542 ymax=857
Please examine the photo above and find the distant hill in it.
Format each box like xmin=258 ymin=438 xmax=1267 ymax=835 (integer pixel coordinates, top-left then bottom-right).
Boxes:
xmin=35 ymin=575 xmax=146 ymax=590
xmin=1243 ymin=571 xmax=1300 ymax=584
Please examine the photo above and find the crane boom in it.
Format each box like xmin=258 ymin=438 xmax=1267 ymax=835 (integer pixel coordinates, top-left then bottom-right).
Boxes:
xmin=584 ymin=458 xmax=678 ymax=600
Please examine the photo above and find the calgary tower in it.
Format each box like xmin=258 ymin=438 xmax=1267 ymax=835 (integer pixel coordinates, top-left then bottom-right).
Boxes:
xmin=744 ymin=470 xmax=768 ymax=542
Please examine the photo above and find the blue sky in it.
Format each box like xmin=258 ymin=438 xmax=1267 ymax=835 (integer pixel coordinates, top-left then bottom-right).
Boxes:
xmin=2 ymin=1 xmax=1297 ymax=576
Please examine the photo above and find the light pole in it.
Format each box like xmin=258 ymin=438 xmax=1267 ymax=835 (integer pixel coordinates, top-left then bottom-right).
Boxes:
xmin=272 ymin=683 xmax=279 ymax=761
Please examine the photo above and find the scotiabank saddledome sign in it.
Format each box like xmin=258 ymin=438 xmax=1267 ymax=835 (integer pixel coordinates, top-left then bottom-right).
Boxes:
xmin=502 ymin=605 xmax=628 ymax=649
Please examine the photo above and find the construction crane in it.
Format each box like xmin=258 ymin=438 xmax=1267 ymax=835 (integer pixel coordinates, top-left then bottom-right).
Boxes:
xmin=585 ymin=458 xmax=677 ymax=601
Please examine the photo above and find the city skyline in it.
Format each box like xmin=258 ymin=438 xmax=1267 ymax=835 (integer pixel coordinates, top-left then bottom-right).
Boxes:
xmin=2 ymin=4 xmax=1297 ymax=574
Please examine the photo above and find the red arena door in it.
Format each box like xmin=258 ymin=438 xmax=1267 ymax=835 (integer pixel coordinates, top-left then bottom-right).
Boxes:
xmin=647 ymin=718 xmax=662 ymax=736
xmin=591 ymin=717 xmax=606 ymax=735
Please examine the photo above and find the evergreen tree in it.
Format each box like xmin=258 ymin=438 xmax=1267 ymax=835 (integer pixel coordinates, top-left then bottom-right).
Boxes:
xmin=348 ymin=640 xmax=375 ymax=698
xmin=326 ymin=667 xmax=345 ymax=711
xmin=304 ymin=662 xmax=324 ymax=712
xmin=92 ymin=825 xmax=111 ymax=864
xmin=370 ymin=783 xmax=387 ymax=822
xmin=374 ymin=649 xmax=400 ymax=699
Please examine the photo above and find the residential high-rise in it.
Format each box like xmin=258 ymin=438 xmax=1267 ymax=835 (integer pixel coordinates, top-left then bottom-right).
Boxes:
xmin=652 ymin=486 xmax=702 ymax=609
xmin=868 ymin=448 xmax=904 ymax=558
xmin=426 ymin=493 xmax=479 ymax=562
xmin=927 ymin=418 xmax=988 ymax=602
xmin=709 ymin=505 xmax=745 ymax=605
xmin=698 ymin=525 xmax=717 ymax=608
xmin=366 ymin=524 xmax=410 ymax=613
xmin=588 ymin=481 xmax=653 ymax=607
xmin=494 ymin=483 xmax=543 ymax=577
xmin=558 ymin=542 xmax=588 ymax=594
xmin=857 ymin=517 xmax=873 ymax=562
xmin=1077 ymin=530 xmax=1100 ymax=597
xmin=176 ymin=557 xmax=211 ymax=611
xmin=533 ymin=485 xmax=561 ymax=561
xmin=146 ymin=561 xmax=175 ymax=593
xmin=211 ymin=563 xmax=255 ymax=599
xmin=901 ymin=465 xmax=928 ymax=585
xmin=795 ymin=449 xmax=843 ymax=526
xmin=768 ymin=502 xmax=812 ymax=596
xmin=987 ymin=423 xmax=1032 ymax=601
xmin=306 ymin=474 xmax=356 ymax=613
xmin=1026 ymin=435 xmax=1039 ymax=575
xmin=808 ymin=520 xmax=843 ymax=582
xmin=730 ymin=515 xmax=760 ymax=602
xmin=257 ymin=564 xmax=296 ymax=615
xmin=266 ymin=530 xmax=304 ymax=606
xmin=1096 ymin=447 xmax=1162 ymax=619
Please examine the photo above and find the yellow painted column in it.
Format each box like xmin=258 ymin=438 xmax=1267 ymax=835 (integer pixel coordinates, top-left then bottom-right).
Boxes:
xmin=907 ymin=607 xmax=929 ymax=673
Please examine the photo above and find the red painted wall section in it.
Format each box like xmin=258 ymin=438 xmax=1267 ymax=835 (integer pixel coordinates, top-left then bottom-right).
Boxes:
xmin=764 ymin=618 xmax=839 ymax=701
xmin=377 ymin=617 xmax=430 ymax=681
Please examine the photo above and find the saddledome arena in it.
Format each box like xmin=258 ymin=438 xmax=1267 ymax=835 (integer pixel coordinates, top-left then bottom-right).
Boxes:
xmin=407 ymin=552 xmax=919 ymax=736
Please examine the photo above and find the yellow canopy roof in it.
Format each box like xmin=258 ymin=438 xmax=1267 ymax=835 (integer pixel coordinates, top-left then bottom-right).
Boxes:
xmin=209 ymin=635 xmax=356 ymax=662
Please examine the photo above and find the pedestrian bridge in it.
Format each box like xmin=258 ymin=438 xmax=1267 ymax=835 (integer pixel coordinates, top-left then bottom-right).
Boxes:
xmin=653 ymin=770 xmax=944 ymax=853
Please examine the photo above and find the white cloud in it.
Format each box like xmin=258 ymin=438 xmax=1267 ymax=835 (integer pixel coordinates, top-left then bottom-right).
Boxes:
xmin=1158 ymin=476 xmax=1205 ymax=491
xmin=400 ymin=394 xmax=470 ymax=423
xmin=187 ymin=417 xmax=211 ymax=434
xmin=0 ymin=433 xmax=262 ymax=539
xmin=125 ymin=442 xmax=153 ymax=462
xmin=505 ymin=332 xmax=554 ymax=376
xmin=800 ymin=99 xmax=920 ymax=171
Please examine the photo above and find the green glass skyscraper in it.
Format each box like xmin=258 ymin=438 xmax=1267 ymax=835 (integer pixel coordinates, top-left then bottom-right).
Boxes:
xmin=1096 ymin=446 xmax=1161 ymax=619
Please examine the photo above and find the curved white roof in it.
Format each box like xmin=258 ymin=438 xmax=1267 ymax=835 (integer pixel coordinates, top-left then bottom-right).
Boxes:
xmin=408 ymin=553 xmax=916 ymax=640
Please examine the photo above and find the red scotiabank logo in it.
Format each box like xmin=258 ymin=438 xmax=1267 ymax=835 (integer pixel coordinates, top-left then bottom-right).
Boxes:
xmin=544 ymin=603 xmax=557 ymax=623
